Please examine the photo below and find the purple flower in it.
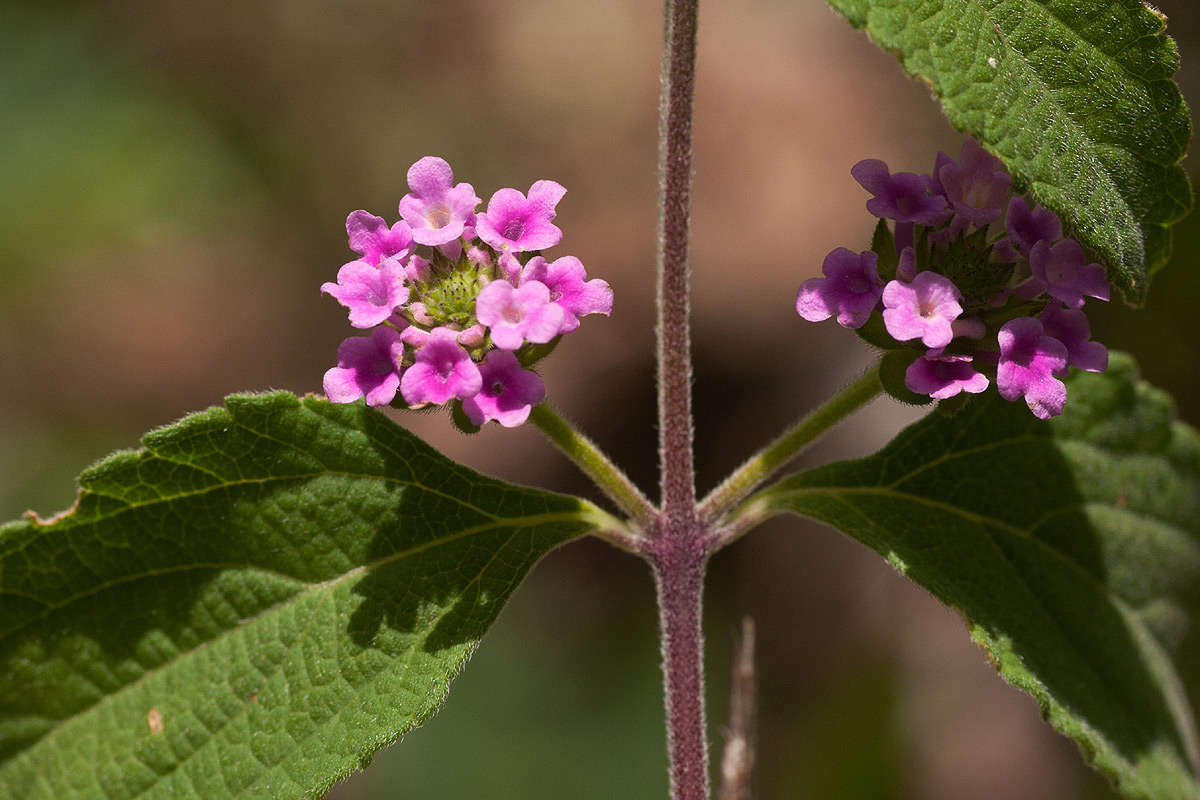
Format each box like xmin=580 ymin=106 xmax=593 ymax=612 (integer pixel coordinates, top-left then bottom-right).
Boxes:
xmin=475 ymin=180 xmax=567 ymax=253
xmin=932 ymin=139 xmax=1011 ymax=230
xmin=475 ymin=279 xmax=565 ymax=350
xmin=905 ymin=352 xmax=990 ymax=400
xmin=461 ymin=350 xmax=546 ymax=428
xmin=1002 ymin=196 xmax=1062 ymax=256
xmin=997 ymin=317 xmax=1069 ymax=419
xmin=1039 ymin=303 xmax=1108 ymax=375
xmin=796 ymin=248 xmax=882 ymax=329
xmin=400 ymin=327 xmax=483 ymax=405
xmin=1027 ymin=239 xmax=1110 ymax=308
xmin=881 ymin=271 xmax=964 ymax=348
xmin=323 ymin=327 xmax=405 ymax=407
xmin=346 ymin=211 xmax=414 ymax=265
xmin=397 ymin=156 xmax=481 ymax=247
xmin=321 ymin=259 xmax=411 ymax=329
xmin=850 ymin=159 xmax=949 ymax=225
xmin=520 ymin=255 xmax=613 ymax=333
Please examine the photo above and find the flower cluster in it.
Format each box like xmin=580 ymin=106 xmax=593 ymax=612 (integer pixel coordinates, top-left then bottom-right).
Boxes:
xmin=322 ymin=157 xmax=613 ymax=427
xmin=797 ymin=139 xmax=1109 ymax=419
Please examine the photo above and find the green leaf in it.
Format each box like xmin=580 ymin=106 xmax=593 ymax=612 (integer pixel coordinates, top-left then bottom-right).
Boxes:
xmin=826 ymin=0 xmax=1193 ymax=303
xmin=0 ymin=392 xmax=606 ymax=799
xmin=742 ymin=354 xmax=1200 ymax=799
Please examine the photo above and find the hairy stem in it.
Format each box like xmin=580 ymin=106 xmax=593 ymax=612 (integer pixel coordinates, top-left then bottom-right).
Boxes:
xmin=656 ymin=0 xmax=700 ymax=535
xmin=697 ymin=363 xmax=883 ymax=527
xmin=651 ymin=537 xmax=711 ymax=800
xmin=530 ymin=404 xmax=657 ymax=532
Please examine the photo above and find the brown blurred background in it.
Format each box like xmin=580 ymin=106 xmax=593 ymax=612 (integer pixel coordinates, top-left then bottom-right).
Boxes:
xmin=1 ymin=1 xmax=1197 ymax=798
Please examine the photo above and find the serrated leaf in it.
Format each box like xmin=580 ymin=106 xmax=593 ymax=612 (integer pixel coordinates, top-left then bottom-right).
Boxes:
xmin=0 ymin=392 xmax=605 ymax=799
xmin=741 ymin=354 xmax=1200 ymax=799
xmin=826 ymin=0 xmax=1193 ymax=303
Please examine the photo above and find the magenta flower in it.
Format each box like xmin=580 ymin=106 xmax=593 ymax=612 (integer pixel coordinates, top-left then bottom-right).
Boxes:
xmin=323 ymin=327 xmax=405 ymax=407
xmin=400 ymin=327 xmax=483 ymax=405
xmin=345 ymin=211 xmax=414 ymax=265
xmin=475 ymin=180 xmax=567 ymax=252
xmin=796 ymin=248 xmax=882 ymax=329
xmin=475 ymin=279 xmax=565 ymax=350
xmin=520 ymin=255 xmax=613 ymax=333
xmin=321 ymin=259 xmax=411 ymax=329
xmin=905 ymin=352 xmax=990 ymax=400
xmin=881 ymin=272 xmax=964 ymax=348
xmin=1028 ymin=239 xmax=1110 ymax=308
xmin=932 ymin=139 xmax=1011 ymax=229
xmin=461 ymin=350 xmax=546 ymax=428
xmin=997 ymin=317 xmax=1069 ymax=419
xmin=850 ymin=159 xmax=948 ymax=225
xmin=397 ymin=156 xmax=481 ymax=247
xmin=1039 ymin=303 xmax=1108 ymax=375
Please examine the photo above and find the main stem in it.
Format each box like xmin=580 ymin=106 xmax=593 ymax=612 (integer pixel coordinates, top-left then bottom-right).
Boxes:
xmin=656 ymin=0 xmax=700 ymax=533
xmin=652 ymin=541 xmax=710 ymax=800
xmin=655 ymin=0 xmax=708 ymax=798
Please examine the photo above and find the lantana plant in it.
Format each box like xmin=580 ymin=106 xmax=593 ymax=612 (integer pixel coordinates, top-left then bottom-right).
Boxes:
xmin=1 ymin=2 xmax=1197 ymax=800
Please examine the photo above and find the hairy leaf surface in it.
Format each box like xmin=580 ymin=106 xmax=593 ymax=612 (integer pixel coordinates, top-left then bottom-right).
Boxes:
xmin=0 ymin=392 xmax=605 ymax=799
xmin=827 ymin=0 xmax=1193 ymax=302
xmin=746 ymin=354 xmax=1200 ymax=798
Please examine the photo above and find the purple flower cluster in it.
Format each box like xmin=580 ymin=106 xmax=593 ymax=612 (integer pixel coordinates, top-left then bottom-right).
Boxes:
xmin=797 ymin=139 xmax=1109 ymax=419
xmin=322 ymin=156 xmax=612 ymax=428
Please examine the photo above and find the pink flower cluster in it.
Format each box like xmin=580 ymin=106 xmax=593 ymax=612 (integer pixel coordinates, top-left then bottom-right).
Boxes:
xmin=798 ymin=139 xmax=1109 ymax=420
xmin=322 ymin=156 xmax=612 ymax=428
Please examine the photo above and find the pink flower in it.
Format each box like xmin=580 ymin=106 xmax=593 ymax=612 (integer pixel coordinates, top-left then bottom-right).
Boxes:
xmin=397 ymin=156 xmax=481 ymax=247
xmin=905 ymin=352 xmax=989 ymax=400
xmin=1028 ymin=239 xmax=1110 ymax=309
xmin=321 ymin=259 xmax=410 ymax=329
xmin=345 ymin=211 xmax=414 ymax=265
xmin=475 ymin=280 xmax=565 ymax=350
xmin=881 ymin=272 xmax=964 ymax=348
xmin=795 ymin=248 xmax=882 ymax=329
xmin=520 ymin=255 xmax=613 ymax=333
xmin=461 ymin=350 xmax=546 ymax=428
xmin=400 ymin=327 xmax=482 ymax=405
xmin=997 ymin=317 xmax=1069 ymax=419
xmin=475 ymin=180 xmax=567 ymax=252
xmin=323 ymin=327 xmax=405 ymax=407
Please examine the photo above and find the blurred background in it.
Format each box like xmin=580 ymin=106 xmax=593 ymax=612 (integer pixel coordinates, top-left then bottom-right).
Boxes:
xmin=1 ymin=0 xmax=1197 ymax=797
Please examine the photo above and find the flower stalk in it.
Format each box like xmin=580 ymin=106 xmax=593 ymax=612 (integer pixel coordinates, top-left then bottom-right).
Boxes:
xmin=698 ymin=363 xmax=884 ymax=529
xmin=529 ymin=404 xmax=657 ymax=532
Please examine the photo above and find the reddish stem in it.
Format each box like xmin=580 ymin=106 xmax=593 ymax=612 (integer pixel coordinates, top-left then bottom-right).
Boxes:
xmin=656 ymin=0 xmax=700 ymax=535
xmin=650 ymin=533 xmax=711 ymax=800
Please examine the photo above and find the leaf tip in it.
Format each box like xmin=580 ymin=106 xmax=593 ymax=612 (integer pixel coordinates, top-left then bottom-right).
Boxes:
xmin=1142 ymin=1 xmax=1168 ymax=26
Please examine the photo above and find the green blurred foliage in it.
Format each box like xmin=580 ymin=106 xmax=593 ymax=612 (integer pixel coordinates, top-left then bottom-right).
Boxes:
xmin=0 ymin=7 xmax=263 ymax=295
